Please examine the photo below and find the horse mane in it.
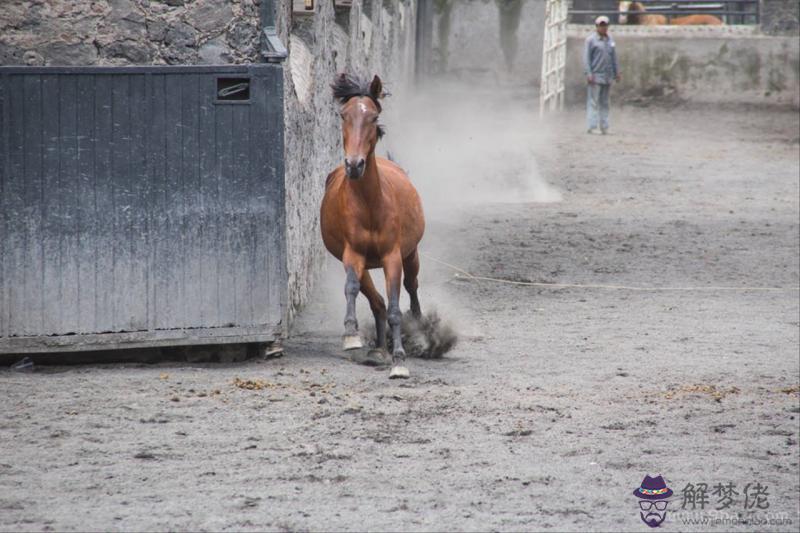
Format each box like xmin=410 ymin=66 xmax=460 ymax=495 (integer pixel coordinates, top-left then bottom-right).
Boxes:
xmin=331 ymin=73 xmax=383 ymax=112
xmin=331 ymin=73 xmax=386 ymax=139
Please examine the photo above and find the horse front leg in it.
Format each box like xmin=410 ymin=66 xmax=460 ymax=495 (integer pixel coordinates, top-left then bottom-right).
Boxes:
xmin=383 ymin=251 xmax=409 ymax=379
xmin=350 ymin=270 xmax=392 ymax=367
xmin=342 ymin=250 xmax=365 ymax=351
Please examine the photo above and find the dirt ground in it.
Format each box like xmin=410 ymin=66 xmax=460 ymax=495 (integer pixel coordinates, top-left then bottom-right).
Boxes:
xmin=1 ymin=98 xmax=799 ymax=532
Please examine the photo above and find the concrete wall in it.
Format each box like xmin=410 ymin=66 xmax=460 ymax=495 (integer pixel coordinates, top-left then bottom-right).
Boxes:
xmin=761 ymin=0 xmax=800 ymax=35
xmin=427 ymin=0 xmax=545 ymax=85
xmin=566 ymin=26 xmax=800 ymax=107
xmin=275 ymin=0 xmax=418 ymax=323
xmin=0 ymin=0 xmax=261 ymax=65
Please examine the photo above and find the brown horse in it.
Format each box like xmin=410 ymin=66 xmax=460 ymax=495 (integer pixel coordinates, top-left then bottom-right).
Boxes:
xmin=619 ymin=1 xmax=723 ymax=25
xmin=671 ymin=14 xmax=723 ymax=25
xmin=618 ymin=1 xmax=667 ymax=25
xmin=321 ymin=73 xmax=425 ymax=379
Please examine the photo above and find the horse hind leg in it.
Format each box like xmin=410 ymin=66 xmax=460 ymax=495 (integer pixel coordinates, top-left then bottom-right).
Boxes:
xmin=403 ymin=248 xmax=422 ymax=318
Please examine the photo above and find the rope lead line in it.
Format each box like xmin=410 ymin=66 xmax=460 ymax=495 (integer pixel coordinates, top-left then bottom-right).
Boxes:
xmin=421 ymin=253 xmax=800 ymax=293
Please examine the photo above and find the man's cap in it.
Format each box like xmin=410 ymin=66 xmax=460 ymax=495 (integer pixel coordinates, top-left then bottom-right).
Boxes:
xmin=595 ymin=15 xmax=610 ymax=25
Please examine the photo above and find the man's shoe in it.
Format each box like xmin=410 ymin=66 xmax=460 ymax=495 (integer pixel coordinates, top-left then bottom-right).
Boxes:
xmin=601 ymin=128 xmax=608 ymax=135
xmin=587 ymin=128 xmax=595 ymax=134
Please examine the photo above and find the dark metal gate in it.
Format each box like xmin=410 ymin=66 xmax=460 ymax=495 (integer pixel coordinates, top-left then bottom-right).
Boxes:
xmin=0 ymin=65 xmax=286 ymax=354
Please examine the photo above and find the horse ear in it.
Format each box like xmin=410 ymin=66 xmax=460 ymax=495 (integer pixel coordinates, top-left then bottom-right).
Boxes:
xmin=369 ymin=75 xmax=383 ymax=100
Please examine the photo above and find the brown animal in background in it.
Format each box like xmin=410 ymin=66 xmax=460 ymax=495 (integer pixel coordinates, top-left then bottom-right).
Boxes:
xmin=618 ymin=1 xmax=667 ymax=25
xmin=671 ymin=14 xmax=723 ymax=25
xmin=320 ymin=73 xmax=425 ymax=379
xmin=619 ymin=1 xmax=723 ymax=25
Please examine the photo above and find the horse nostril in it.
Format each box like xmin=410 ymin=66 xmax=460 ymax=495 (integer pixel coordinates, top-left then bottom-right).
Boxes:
xmin=345 ymin=158 xmax=366 ymax=178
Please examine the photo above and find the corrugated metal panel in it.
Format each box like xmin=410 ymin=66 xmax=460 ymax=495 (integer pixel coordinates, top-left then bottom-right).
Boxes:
xmin=0 ymin=65 xmax=286 ymax=351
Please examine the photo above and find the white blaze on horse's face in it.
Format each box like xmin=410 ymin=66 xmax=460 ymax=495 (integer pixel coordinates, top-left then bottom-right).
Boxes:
xmin=618 ymin=1 xmax=630 ymax=24
xmin=341 ymin=97 xmax=380 ymax=180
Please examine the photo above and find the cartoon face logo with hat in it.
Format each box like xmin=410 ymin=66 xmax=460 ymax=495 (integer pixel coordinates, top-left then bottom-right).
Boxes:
xmin=633 ymin=475 xmax=673 ymax=527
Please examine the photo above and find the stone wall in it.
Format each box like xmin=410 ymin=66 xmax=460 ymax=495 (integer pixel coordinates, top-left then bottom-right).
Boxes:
xmin=276 ymin=0 xmax=418 ymax=323
xmin=1 ymin=0 xmax=418 ymax=329
xmin=566 ymin=26 xmax=800 ymax=107
xmin=0 ymin=0 xmax=261 ymax=66
xmin=427 ymin=0 xmax=545 ymax=86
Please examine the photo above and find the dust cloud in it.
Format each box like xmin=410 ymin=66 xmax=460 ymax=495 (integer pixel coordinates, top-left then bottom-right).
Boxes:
xmin=379 ymin=79 xmax=563 ymax=213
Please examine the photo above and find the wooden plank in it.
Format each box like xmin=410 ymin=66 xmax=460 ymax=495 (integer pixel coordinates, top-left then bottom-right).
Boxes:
xmin=93 ymin=74 xmax=114 ymax=332
xmin=263 ymin=68 xmax=287 ymax=327
xmin=75 ymin=74 xmax=97 ymax=332
xmin=0 ymin=326 xmax=280 ymax=354
xmin=58 ymin=75 xmax=80 ymax=334
xmin=197 ymin=73 xmax=220 ymax=327
xmin=0 ymin=76 xmax=7 ymax=337
xmin=160 ymin=73 xmax=183 ymax=328
xmin=0 ymin=65 xmax=255 ymax=76
xmin=6 ymin=74 xmax=28 ymax=335
xmin=147 ymin=74 xmax=167 ymax=329
xmin=22 ymin=74 xmax=43 ymax=335
xmin=249 ymin=72 xmax=270 ymax=327
xmin=231 ymin=102 xmax=252 ymax=325
xmin=128 ymin=74 xmax=149 ymax=331
xmin=111 ymin=74 xmax=134 ymax=331
xmin=40 ymin=74 xmax=62 ymax=334
xmin=255 ymin=68 xmax=285 ymax=327
xmin=215 ymin=104 xmax=236 ymax=325
xmin=181 ymin=73 xmax=203 ymax=328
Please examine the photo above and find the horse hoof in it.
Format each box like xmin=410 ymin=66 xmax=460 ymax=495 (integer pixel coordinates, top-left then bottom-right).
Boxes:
xmin=342 ymin=335 xmax=363 ymax=351
xmin=352 ymin=349 xmax=390 ymax=367
xmin=389 ymin=365 xmax=410 ymax=379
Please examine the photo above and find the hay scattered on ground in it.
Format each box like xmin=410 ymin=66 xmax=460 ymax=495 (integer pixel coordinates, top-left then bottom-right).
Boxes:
xmin=232 ymin=377 xmax=268 ymax=390
xmin=364 ymin=309 xmax=458 ymax=359
xmin=664 ymin=384 xmax=740 ymax=402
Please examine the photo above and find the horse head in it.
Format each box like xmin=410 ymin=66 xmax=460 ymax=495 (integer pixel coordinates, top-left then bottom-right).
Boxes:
xmin=618 ymin=1 xmax=630 ymax=24
xmin=619 ymin=1 xmax=645 ymax=24
xmin=331 ymin=73 xmax=386 ymax=179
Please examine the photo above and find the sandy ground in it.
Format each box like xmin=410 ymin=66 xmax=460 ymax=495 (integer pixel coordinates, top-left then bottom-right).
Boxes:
xmin=1 ymin=99 xmax=799 ymax=532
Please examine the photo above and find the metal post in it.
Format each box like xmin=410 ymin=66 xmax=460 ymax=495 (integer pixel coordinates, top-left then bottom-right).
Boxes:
xmin=261 ymin=0 xmax=288 ymax=62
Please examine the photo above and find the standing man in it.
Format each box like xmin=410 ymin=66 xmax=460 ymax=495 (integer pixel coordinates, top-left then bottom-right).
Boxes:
xmin=583 ymin=15 xmax=621 ymax=134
